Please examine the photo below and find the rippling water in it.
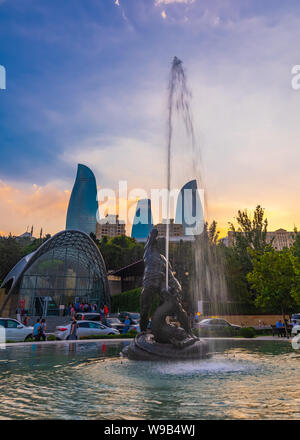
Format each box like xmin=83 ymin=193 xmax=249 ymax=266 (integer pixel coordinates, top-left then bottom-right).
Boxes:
xmin=0 ymin=339 xmax=299 ymax=419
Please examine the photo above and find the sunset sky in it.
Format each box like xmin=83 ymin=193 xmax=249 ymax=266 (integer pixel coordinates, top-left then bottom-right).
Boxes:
xmin=1 ymin=0 xmax=300 ymax=237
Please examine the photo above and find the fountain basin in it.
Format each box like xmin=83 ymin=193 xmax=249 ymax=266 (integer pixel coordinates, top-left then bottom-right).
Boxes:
xmin=122 ymin=333 xmax=211 ymax=361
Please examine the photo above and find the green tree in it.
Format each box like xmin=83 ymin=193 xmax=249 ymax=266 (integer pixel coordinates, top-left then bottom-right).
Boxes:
xmin=229 ymin=205 xmax=270 ymax=265
xmin=221 ymin=244 xmax=251 ymax=303
xmin=21 ymin=235 xmax=51 ymax=257
xmin=227 ymin=205 xmax=271 ymax=304
xmin=247 ymin=248 xmax=299 ymax=335
xmin=0 ymin=235 xmax=23 ymax=282
xmin=290 ymin=253 xmax=300 ymax=306
xmin=97 ymin=235 xmax=144 ymax=270
xmin=292 ymin=230 xmax=300 ymax=260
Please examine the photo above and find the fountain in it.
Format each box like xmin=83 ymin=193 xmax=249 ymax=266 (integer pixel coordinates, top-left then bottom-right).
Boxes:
xmin=123 ymin=57 xmax=209 ymax=361
xmin=122 ymin=228 xmax=210 ymax=360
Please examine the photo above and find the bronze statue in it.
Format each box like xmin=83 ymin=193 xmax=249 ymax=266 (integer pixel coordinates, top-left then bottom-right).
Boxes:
xmin=123 ymin=228 xmax=209 ymax=361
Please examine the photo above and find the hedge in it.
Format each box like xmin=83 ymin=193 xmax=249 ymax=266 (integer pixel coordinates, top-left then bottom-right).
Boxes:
xmin=110 ymin=287 xmax=142 ymax=313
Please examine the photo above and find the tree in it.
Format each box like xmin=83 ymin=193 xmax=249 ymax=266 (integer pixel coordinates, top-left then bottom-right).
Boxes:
xmin=229 ymin=205 xmax=269 ymax=260
xmin=227 ymin=205 xmax=271 ymax=304
xmin=97 ymin=235 xmax=144 ymax=270
xmin=0 ymin=235 xmax=23 ymax=282
xmin=292 ymin=230 xmax=300 ymax=260
xmin=247 ymin=248 xmax=299 ymax=335
xmin=290 ymin=253 xmax=300 ymax=306
xmin=221 ymin=244 xmax=252 ymax=303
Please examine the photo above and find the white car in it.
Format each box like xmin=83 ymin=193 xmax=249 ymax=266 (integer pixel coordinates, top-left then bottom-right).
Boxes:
xmin=0 ymin=318 xmax=34 ymax=342
xmin=292 ymin=324 xmax=300 ymax=336
xmin=54 ymin=320 xmax=119 ymax=340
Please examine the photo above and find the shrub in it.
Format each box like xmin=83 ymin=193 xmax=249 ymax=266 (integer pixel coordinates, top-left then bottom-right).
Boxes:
xmin=110 ymin=287 xmax=142 ymax=313
xmin=238 ymin=327 xmax=256 ymax=338
xmin=47 ymin=334 xmax=56 ymax=341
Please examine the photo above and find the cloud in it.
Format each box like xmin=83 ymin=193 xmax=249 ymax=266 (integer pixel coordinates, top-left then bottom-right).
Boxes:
xmin=161 ymin=10 xmax=167 ymax=19
xmin=0 ymin=180 xmax=70 ymax=236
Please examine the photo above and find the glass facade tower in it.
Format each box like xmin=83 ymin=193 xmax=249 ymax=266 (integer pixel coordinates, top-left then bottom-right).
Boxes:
xmin=66 ymin=164 xmax=98 ymax=235
xmin=131 ymin=199 xmax=154 ymax=240
xmin=175 ymin=179 xmax=204 ymax=236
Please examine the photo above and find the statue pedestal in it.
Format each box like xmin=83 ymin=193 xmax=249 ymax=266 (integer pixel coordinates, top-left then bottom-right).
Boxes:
xmin=122 ymin=333 xmax=210 ymax=361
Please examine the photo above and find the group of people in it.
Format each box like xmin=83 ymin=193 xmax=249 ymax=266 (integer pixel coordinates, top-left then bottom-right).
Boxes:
xmin=66 ymin=302 xmax=109 ymax=319
xmin=275 ymin=318 xmax=298 ymax=337
xmin=32 ymin=318 xmax=47 ymax=341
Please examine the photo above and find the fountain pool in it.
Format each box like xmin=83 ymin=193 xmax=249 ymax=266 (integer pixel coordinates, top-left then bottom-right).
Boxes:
xmin=0 ymin=339 xmax=298 ymax=420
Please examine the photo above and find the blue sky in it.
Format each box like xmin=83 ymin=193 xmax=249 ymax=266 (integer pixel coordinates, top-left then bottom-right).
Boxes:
xmin=1 ymin=0 xmax=300 ymax=235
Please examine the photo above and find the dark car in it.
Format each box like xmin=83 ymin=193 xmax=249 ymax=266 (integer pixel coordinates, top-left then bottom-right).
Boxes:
xmin=118 ymin=312 xmax=140 ymax=325
xmin=198 ymin=318 xmax=241 ymax=331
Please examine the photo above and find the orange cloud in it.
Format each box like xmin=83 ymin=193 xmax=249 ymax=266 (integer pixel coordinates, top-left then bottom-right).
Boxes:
xmin=0 ymin=180 xmax=70 ymax=237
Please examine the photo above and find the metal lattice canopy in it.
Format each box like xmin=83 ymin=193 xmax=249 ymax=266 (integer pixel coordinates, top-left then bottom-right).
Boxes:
xmin=0 ymin=230 xmax=110 ymax=313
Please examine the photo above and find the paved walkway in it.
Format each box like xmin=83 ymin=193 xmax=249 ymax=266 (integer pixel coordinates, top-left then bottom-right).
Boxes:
xmin=2 ymin=338 xmax=132 ymax=348
xmin=1 ymin=335 xmax=295 ymax=348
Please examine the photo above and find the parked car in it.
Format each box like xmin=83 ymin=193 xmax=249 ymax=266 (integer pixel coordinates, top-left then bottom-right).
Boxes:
xmin=75 ymin=312 xmax=101 ymax=322
xmin=54 ymin=320 xmax=119 ymax=340
xmin=0 ymin=318 xmax=34 ymax=342
xmin=292 ymin=324 xmax=300 ymax=336
xmin=118 ymin=312 xmax=140 ymax=332
xmin=291 ymin=313 xmax=300 ymax=325
xmin=102 ymin=317 xmax=125 ymax=332
xmin=118 ymin=312 xmax=140 ymax=324
xmin=198 ymin=318 xmax=241 ymax=332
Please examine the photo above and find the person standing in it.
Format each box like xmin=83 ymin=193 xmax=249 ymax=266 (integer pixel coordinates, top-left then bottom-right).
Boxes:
xmin=100 ymin=306 xmax=105 ymax=321
xmin=16 ymin=306 xmax=21 ymax=323
xmin=70 ymin=304 xmax=75 ymax=318
xmin=69 ymin=317 xmax=78 ymax=340
xmin=32 ymin=319 xmax=41 ymax=341
xmin=123 ymin=315 xmax=131 ymax=334
xmin=104 ymin=304 xmax=109 ymax=318
xmin=39 ymin=319 xmax=47 ymax=341
xmin=23 ymin=316 xmax=29 ymax=326
xmin=276 ymin=320 xmax=285 ymax=337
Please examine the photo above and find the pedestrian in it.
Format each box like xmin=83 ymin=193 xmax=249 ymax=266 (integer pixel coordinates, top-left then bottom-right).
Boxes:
xmin=75 ymin=301 xmax=80 ymax=312
xmin=104 ymin=304 xmax=109 ymax=318
xmin=39 ymin=318 xmax=47 ymax=341
xmin=70 ymin=304 xmax=75 ymax=318
xmin=100 ymin=305 xmax=105 ymax=321
xmin=32 ymin=319 xmax=41 ymax=341
xmin=123 ymin=315 xmax=131 ymax=334
xmin=69 ymin=316 xmax=78 ymax=340
xmin=23 ymin=316 xmax=29 ymax=326
xmin=276 ymin=319 xmax=285 ymax=337
xmin=16 ymin=306 xmax=21 ymax=322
